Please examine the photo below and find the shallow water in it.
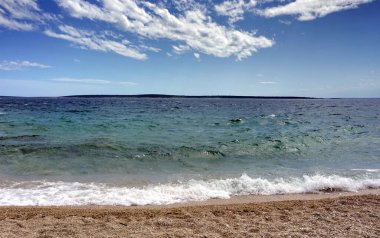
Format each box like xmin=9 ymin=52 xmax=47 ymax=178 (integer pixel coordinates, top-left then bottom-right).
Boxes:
xmin=0 ymin=97 xmax=379 ymax=205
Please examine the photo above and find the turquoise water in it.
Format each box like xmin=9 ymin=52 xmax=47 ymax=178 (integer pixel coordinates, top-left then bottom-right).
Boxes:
xmin=0 ymin=97 xmax=379 ymax=205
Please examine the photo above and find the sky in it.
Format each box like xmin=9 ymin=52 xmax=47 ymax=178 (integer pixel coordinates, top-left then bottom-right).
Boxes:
xmin=0 ymin=0 xmax=379 ymax=97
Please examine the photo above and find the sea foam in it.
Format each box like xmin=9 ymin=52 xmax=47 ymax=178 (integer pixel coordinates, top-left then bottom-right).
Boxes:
xmin=351 ymin=169 xmax=380 ymax=173
xmin=0 ymin=174 xmax=379 ymax=206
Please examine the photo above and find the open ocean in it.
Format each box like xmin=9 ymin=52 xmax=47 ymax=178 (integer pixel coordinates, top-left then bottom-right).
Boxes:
xmin=0 ymin=97 xmax=379 ymax=206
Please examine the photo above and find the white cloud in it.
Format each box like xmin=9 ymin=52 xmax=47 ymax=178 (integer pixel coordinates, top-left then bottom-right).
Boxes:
xmin=0 ymin=14 xmax=34 ymax=31
xmin=260 ymin=0 xmax=373 ymax=21
xmin=57 ymin=0 xmax=274 ymax=60
xmin=0 ymin=0 xmax=56 ymax=31
xmin=173 ymin=45 xmax=191 ymax=55
xmin=119 ymin=81 xmax=138 ymax=86
xmin=138 ymin=44 xmax=161 ymax=53
xmin=278 ymin=19 xmax=292 ymax=25
xmin=44 ymin=25 xmax=147 ymax=60
xmin=0 ymin=60 xmax=51 ymax=70
xmin=259 ymin=81 xmax=276 ymax=84
xmin=214 ymin=0 xmax=257 ymax=24
xmin=194 ymin=52 xmax=200 ymax=59
xmin=171 ymin=0 xmax=208 ymax=12
xmin=50 ymin=77 xmax=138 ymax=86
xmin=2 ymin=0 xmax=372 ymax=62
xmin=50 ymin=77 xmax=111 ymax=84
xmin=0 ymin=0 xmax=40 ymax=20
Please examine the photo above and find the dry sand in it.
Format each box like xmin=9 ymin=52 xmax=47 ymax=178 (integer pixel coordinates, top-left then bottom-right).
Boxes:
xmin=0 ymin=190 xmax=379 ymax=237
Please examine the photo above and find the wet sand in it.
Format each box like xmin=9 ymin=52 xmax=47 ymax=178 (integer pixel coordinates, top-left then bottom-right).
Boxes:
xmin=0 ymin=190 xmax=379 ymax=237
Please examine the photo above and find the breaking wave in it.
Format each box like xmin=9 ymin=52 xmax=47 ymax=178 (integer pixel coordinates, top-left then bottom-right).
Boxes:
xmin=0 ymin=174 xmax=379 ymax=206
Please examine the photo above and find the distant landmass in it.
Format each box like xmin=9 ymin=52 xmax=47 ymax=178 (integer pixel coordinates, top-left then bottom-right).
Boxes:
xmin=63 ymin=94 xmax=316 ymax=99
xmin=0 ymin=94 xmax=320 ymax=99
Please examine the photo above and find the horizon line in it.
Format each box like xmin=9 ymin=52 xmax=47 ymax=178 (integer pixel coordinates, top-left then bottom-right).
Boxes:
xmin=0 ymin=94 xmax=373 ymax=99
xmin=0 ymin=94 xmax=318 ymax=98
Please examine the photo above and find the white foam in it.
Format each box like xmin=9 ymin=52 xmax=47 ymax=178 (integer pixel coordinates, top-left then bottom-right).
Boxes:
xmin=262 ymin=114 xmax=275 ymax=118
xmin=351 ymin=169 xmax=380 ymax=173
xmin=0 ymin=174 xmax=379 ymax=206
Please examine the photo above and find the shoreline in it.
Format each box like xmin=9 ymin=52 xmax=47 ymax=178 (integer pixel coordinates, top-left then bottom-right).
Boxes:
xmin=1 ymin=190 xmax=379 ymax=237
xmin=155 ymin=188 xmax=380 ymax=208
xmin=1 ymin=188 xmax=379 ymax=209
xmin=0 ymin=188 xmax=379 ymax=210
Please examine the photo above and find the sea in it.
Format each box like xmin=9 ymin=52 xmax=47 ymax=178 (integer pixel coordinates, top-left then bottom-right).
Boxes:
xmin=0 ymin=97 xmax=379 ymax=206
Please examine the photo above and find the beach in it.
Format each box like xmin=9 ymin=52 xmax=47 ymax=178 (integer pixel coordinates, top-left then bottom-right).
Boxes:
xmin=1 ymin=190 xmax=379 ymax=237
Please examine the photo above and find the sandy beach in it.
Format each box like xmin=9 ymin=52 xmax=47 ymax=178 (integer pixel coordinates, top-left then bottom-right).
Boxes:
xmin=1 ymin=190 xmax=379 ymax=238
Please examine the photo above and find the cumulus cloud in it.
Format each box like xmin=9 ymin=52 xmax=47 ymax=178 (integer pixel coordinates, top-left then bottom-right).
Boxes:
xmin=57 ymin=0 xmax=274 ymax=60
xmin=0 ymin=0 xmax=374 ymax=61
xmin=214 ymin=0 xmax=257 ymax=24
xmin=44 ymin=25 xmax=147 ymax=60
xmin=0 ymin=60 xmax=51 ymax=70
xmin=260 ymin=0 xmax=373 ymax=21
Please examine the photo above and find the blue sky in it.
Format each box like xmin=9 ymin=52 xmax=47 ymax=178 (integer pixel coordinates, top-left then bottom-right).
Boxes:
xmin=0 ymin=0 xmax=379 ymax=97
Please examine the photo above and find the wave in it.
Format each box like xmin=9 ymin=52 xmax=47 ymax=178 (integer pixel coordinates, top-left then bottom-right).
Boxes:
xmin=351 ymin=169 xmax=380 ymax=173
xmin=0 ymin=174 xmax=379 ymax=206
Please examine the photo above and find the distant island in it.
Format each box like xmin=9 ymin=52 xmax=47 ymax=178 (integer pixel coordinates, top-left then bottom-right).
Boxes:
xmin=63 ymin=94 xmax=317 ymax=99
xmin=0 ymin=95 xmax=321 ymax=99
